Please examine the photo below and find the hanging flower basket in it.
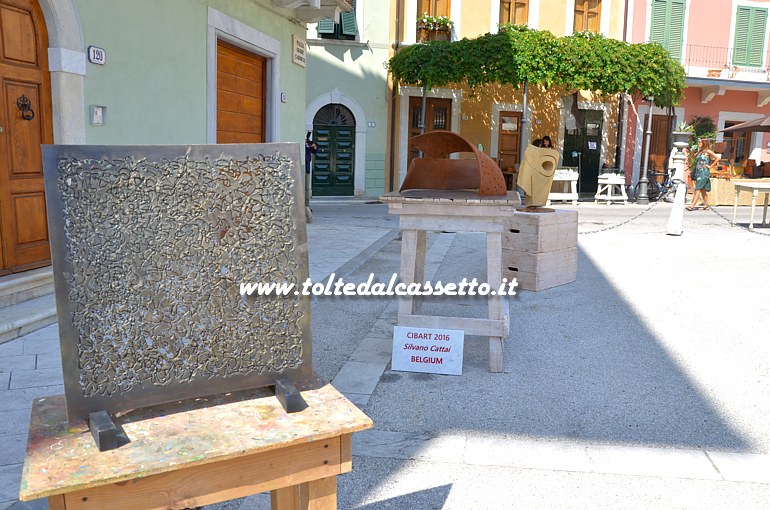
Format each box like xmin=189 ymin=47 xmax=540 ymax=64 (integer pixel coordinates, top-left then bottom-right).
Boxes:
xmin=416 ymin=13 xmax=453 ymax=43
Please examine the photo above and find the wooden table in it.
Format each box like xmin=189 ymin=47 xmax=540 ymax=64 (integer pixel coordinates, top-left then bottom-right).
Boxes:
xmin=381 ymin=191 xmax=519 ymax=373
xmin=731 ymin=180 xmax=770 ymax=231
xmin=20 ymin=384 xmax=372 ymax=510
xmin=547 ymin=169 xmax=579 ymax=206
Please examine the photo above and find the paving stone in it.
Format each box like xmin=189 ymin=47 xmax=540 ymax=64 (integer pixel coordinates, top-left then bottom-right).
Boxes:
xmin=0 ymin=464 xmax=22 ymax=503
xmin=0 ymin=410 xmax=31 ymax=438
xmin=349 ymin=336 xmax=392 ymax=364
xmin=0 ymin=374 xmax=8 ymax=391
xmin=0 ymin=343 xmax=22 ymax=357
xmin=21 ymin=334 xmax=58 ymax=355
xmin=32 ymin=353 xmax=61 ymax=371
xmin=331 ymin=361 xmax=387 ymax=395
xmin=1 ymin=386 xmax=63 ymax=412
xmin=583 ymin=443 xmax=719 ymax=480
xmin=0 ymin=435 xmax=26 ymax=467
xmin=0 ymin=356 xmax=36 ymax=373
xmin=9 ymin=369 xmax=63 ymax=390
xmin=342 ymin=392 xmax=371 ymax=408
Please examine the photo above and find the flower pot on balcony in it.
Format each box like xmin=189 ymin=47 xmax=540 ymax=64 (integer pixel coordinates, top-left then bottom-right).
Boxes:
xmin=417 ymin=27 xmax=451 ymax=43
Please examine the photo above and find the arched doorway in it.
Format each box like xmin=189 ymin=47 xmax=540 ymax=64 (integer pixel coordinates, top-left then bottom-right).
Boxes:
xmin=312 ymin=103 xmax=355 ymax=196
xmin=0 ymin=0 xmax=54 ymax=274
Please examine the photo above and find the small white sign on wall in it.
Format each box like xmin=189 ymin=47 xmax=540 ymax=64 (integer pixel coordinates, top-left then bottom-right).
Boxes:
xmin=392 ymin=326 xmax=464 ymax=376
xmin=292 ymin=34 xmax=307 ymax=67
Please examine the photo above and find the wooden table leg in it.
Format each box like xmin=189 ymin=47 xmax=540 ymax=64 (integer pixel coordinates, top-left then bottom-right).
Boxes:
xmin=750 ymin=190 xmax=758 ymax=231
xmin=413 ymin=230 xmax=427 ymax=315
xmin=732 ymin=190 xmax=739 ymax=226
xmin=398 ymin=228 xmax=420 ymax=318
xmin=763 ymin=193 xmax=769 ymax=227
xmin=271 ymin=476 xmax=337 ymax=510
xmin=48 ymin=495 xmax=66 ymax=510
xmin=486 ymin=231 xmax=504 ymax=373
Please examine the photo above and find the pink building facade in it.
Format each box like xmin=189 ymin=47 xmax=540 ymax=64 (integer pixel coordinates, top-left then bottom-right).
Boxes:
xmin=624 ymin=0 xmax=770 ymax=183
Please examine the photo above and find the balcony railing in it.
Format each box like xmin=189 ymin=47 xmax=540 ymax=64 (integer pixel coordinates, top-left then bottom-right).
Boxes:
xmin=682 ymin=44 xmax=770 ymax=81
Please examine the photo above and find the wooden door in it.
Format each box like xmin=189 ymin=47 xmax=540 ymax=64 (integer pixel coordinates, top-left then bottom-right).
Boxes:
xmin=563 ymin=110 xmax=603 ymax=193
xmin=216 ymin=40 xmax=266 ymax=143
xmin=640 ymin=114 xmax=671 ymax=185
xmin=0 ymin=0 xmax=53 ymax=275
xmin=497 ymin=111 xmax=522 ymax=171
xmin=407 ymin=97 xmax=451 ymax=166
xmin=311 ymin=125 xmax=355 ymax=196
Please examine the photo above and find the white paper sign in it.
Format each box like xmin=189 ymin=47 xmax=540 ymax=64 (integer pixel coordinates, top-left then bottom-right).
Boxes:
xmin=392 ymin=326 xmax=464 ymax=376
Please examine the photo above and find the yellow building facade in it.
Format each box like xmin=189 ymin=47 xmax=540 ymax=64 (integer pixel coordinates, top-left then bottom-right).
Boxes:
xmin=387 ymin=0 xmax=627 ymax=194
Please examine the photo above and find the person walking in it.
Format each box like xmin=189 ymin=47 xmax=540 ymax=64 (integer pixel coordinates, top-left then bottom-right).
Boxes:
xmin=305 ymin=131 xmax=318 ymax=222
xmin=687 ymin=138 xmax=717 ymax=211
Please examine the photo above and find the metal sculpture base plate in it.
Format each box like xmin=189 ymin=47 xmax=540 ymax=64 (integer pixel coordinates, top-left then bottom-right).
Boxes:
xmin=88 ymin=411 xmax=119 ymax=452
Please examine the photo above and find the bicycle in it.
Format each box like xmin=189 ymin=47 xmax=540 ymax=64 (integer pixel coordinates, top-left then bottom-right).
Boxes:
xmin=634 ymin=167 xmax=680 ymax=203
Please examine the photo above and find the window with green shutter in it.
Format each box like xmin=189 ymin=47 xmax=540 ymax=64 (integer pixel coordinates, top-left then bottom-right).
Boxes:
xmin=732 ymin=6 xmax=768 ymax=67
xmin=318 ymin=1 xmax=357 ymax=40
xmin=649 ymin=0 xmax=685 ymax=61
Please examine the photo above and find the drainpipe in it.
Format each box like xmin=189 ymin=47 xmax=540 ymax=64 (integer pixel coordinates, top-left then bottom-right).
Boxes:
xmin=387 ymin=0 xmax=403 ymax=192
xmin=518 ymin=82 xmax=529 ymax=165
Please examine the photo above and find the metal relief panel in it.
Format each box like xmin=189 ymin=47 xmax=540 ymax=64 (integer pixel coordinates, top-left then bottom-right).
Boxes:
xmin=43 ymin=144 xmax=312 ymax=422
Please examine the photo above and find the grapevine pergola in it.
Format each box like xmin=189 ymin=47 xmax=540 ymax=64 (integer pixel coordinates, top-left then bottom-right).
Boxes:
xmin=389 ymin=26 xmax=686 ymax=108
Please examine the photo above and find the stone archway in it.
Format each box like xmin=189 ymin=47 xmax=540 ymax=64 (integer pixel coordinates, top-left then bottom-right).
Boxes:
xmin=37 ymin=0 xmax=86 ymax=143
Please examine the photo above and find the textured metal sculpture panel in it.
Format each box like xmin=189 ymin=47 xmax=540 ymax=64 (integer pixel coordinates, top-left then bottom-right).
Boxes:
xmin=43 ymin=145 xmax=313 ymax=422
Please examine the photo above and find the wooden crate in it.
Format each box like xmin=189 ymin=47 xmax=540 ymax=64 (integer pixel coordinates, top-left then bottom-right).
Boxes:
xmin=503 ymin=210 xmax=578 ymax=291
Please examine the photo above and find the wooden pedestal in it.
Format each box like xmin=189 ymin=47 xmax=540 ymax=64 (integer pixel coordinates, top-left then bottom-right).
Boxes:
xmin=20 ymin=385 xmax=372 ymax=510
xmin=503 ymin=209 xmax=578 ymax=291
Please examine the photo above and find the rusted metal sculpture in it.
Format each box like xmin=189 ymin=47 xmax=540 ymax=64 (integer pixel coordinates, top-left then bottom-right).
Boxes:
xmin=400 ymin=130 xmax=507 ymax=196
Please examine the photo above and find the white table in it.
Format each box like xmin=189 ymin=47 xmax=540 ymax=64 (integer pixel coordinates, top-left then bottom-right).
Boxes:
xmin=547 ymin=168 xmax=579 ymax=205
xmin=380 ymin=190 xmax=519 ymax=373
xmin=731 ymin=181 xmax=770 ymax=231
xmin=594 ymin=173 xmax=628 ymax=205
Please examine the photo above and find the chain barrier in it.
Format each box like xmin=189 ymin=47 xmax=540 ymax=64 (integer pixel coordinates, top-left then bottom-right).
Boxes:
xmin=707 ymin=205 xmax=770 ymax=237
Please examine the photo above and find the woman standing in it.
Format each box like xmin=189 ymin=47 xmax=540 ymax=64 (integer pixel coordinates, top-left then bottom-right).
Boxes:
xmin=687 ymin=138 xmax=718 ymax=210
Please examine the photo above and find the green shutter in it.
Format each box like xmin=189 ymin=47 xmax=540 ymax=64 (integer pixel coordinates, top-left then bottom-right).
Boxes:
xmin=649 ymin=0 xmax=667 ymax=46
xmin=749 ymin=8 xmax=768 ymax=66
xmin=317 ymin=18 xmax=335 ymax=34
xmin=733 ymin=6 xmax=767 ymax=67
xmin=667 ymin=0 xmax=685 ymax=61
xmin=340 ymin=11 xmax=357 ymax=36
xmin=650 ymin=0 xmax=685 ymax=61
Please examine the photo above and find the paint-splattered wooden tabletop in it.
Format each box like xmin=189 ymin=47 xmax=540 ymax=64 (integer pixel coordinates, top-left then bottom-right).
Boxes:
xmin=20 ymin=384 xmax=372 ymax=501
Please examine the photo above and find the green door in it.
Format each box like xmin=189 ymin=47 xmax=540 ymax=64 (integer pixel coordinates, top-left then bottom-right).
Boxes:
xmin=312 ymin=104 xmax=356 ymax=196
xmin=563 ymin=110 xmax=603 ymax=194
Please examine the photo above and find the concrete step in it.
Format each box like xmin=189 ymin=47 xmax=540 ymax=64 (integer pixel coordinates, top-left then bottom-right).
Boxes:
xmin=0 ymin=267 xmax=54 ymax=309
xmin=0 ymin=293 xmax=57 ymax=345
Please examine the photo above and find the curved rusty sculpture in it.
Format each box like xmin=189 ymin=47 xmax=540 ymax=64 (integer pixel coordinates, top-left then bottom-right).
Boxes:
xmin=400 ymin=130 xmax=507 ymax=196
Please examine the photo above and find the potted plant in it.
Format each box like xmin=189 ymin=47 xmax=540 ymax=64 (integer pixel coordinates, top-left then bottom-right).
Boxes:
xmin=672 ymin=121 xmax=694 ymax=144
xmin=417 ymin=13 xmax=454 ymax=42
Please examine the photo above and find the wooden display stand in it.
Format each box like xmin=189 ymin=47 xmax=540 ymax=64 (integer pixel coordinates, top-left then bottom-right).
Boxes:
xmin=381 ymin=191 xmax=520 ymax=373
xmin=20 ymin=385 xmax=372 ymax=510
xmin=731 ymin=180 xmax=770 ymax=231
xmin=547 ymin=169 xmax=579 ymax=205
xmin=503 ymin=209 xmax=578 ymax=291
xmin=594 ymin=173 xmax=628 ymax=204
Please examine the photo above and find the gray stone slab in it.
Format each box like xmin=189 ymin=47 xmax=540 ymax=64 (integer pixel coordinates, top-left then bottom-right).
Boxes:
xmin=707 ymin=451 xmax=770 ymax=483
xmin=0 ymin=410 xmax=30 ymax=438
xmin=20 ymin=334 xmax=58 ymax=355
xmin=0 ymin=356 xmax=36 ymax=373
xmin=9 ymin=369 xmax=62 ymax=390
xmin=331 ymin=361 xmax=387 ymax=395
xmin=33 ymin=353 xmax=61 ymax=370
xmin=0 ymin=342 xmax=22 ymax=357
xmin=353 ymin=429 xmax=465 ymax=464
xmin=6 ymin=499 xmax=48 ymax=510
xmin=464 ymin=435 xmax=594 ymax=473
xmin=348 ymin=335 xmax=392 ymax=363
xmin=342 ymin=392 xmax=371 ymax=408
xmin=0 ymin=464 xmax=22 ymax=503
xmin=0 ymin=435 xmax=26 ymax=467
xmin=583 ymin=443 xmax=719 ymax=480
xmin=1 ymin=386 xmax=63 ymax=411
xmin=0 ymin=373 xmax=8 ymax=391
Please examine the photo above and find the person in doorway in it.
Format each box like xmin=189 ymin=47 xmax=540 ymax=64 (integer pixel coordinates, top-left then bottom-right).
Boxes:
xmin=541 ymin=135 xmax=553 ymax=149
xmin=304 ymin=131 xmax=318 ymax=222
xmin=687 ymin=138 xmax=718 ymax=211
